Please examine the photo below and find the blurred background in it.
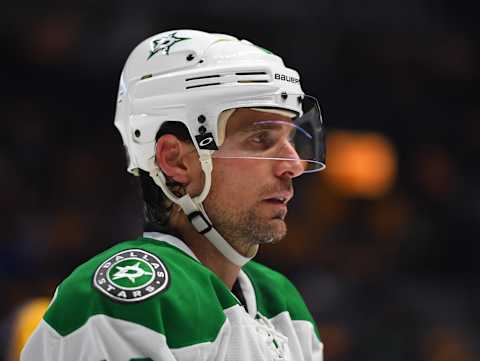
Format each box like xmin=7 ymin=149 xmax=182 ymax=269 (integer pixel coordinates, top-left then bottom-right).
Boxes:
xmin=1 ymin=1 xmax=479 ymax=360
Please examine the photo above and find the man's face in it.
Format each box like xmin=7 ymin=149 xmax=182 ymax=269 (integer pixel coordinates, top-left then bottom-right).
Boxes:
xmin=202 ymin=108 xmax=304 ymax=248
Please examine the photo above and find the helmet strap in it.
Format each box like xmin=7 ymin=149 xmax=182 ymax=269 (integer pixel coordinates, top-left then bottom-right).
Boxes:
xmin=148 ymin=155 xmax=253 ymax=266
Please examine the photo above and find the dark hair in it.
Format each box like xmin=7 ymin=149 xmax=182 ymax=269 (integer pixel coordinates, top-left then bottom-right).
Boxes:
xmin=139 ymin=121 xmax=191 ymax=232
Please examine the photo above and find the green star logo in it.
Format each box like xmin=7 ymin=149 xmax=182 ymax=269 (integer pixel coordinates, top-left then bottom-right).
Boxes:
xmin=148 ymin=32 xmax=191 ymax=60
xmin=109 ymin=260 xmax=154 ymax=288
xmin=93 ymin=249 xmax=169 ymax=302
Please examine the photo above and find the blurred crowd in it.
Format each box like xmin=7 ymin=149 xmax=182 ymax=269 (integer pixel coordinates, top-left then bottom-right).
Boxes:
xmin=1 ymin=1 xmax=479 ymax=360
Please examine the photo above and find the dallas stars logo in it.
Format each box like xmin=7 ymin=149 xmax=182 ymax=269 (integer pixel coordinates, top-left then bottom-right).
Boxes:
xmin=148 ymin=32 xmax=190 ymax=60
xmin=111 ymin=262 xmax=153 ymax=283
xmin=93 ymin=249 xmax=169 ymax=302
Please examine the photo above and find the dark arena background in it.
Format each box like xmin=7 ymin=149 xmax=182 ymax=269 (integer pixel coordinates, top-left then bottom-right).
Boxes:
xmin=1 ymin=1 xmax=479 ymax=360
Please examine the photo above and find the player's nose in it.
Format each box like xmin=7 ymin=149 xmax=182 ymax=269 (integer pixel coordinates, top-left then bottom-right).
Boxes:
xmin=273 ymin=141 xmax=304 ymax=179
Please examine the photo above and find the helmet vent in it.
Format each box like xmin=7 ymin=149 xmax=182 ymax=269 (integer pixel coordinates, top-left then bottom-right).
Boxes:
xmin=186 ymin=82 xmax=222 ymax=89
xmin=236 ymin=71 xmax=269 ymax=84
xmin=237 ymin=80 xmax=269 ymax=83
xmin=186 ymin=74 xmax=221 ymax=81
xmin=184 ymin=71 xmax=270 ymax=89
xmin=235 ymin=71 xmax=267 ymax=76
xmin=185 ymin=74 xmax=222 ymax=89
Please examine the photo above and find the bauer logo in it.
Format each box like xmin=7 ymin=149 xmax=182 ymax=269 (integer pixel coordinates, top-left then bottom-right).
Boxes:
xmin=274 ymin=73 xmax=300 ymax=84
xmin=93 ymin=249 xmax=169 ymax=302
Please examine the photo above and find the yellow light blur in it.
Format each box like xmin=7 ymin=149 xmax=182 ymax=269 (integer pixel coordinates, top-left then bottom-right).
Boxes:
xmin=324 ymin=130 xmax=397 ymax=198
xmin=10 ymin=298 xmax=50 ymax=361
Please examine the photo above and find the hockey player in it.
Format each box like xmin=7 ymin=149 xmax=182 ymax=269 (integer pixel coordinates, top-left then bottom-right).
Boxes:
xmin=21 ymin=29 xmax=326 ymax=360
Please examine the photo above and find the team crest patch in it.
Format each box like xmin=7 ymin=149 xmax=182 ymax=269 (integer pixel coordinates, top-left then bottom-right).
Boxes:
xmin=93 ymin=249 xmax=169 ymax=302
xmin=147 ymin=32 xmax=190 ymax=60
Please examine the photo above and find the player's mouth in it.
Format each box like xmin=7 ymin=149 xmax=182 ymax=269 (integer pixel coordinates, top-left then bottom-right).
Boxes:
xmin=262 ymin=192 xmax=293 ymax=215
xmin=263 ymin=197 xmax=288 ymax=205
xmin=263 ymin=191 xmax=293 ymax=205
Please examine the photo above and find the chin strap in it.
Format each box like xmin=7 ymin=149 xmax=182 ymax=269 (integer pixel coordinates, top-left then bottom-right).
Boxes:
xmin=148 ymin=154 xmax=254 ymax=267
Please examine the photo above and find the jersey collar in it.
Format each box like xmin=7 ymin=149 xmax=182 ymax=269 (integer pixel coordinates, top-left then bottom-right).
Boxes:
xmin=143 ymin=231 xmax=258 ymax=317
xmin=143 ymin=231 xmax=199 ymax=261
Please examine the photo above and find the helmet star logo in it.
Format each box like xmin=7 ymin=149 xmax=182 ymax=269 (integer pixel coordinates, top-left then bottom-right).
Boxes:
xmin=148 ymin=32 xmax=191 ymax=59
xmin=111 ymin=262 xmax=153 ymax=283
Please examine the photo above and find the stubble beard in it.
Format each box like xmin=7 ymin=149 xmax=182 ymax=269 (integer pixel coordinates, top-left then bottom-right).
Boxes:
xmin=205 ymin=199 xmax=288 ymax=256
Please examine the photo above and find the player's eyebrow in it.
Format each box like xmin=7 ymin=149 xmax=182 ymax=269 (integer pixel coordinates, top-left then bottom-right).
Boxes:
xmin=239 ymin=120 xmax=312 ymax=140
xmin=239 ymin=120 xmax=289 ymax=133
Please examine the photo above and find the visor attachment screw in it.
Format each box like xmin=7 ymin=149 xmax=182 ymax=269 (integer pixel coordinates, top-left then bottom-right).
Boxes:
xmin=297 ymin=96 xmax=303 ymax=104
xmin=186 ymin=53 xmax=195 ymax=61
xmin=134 ymin=129 xmax=141 ymax=137
xmin=281 ymin=92 xmax=288 ymax=100
xmin=197 ymin=115 xmax=206 ymax=123
xmin=198 ymin=126 xmax=207 ymax=134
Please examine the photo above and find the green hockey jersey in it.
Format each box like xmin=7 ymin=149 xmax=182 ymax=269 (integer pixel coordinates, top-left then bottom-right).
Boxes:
xmin=21 ymin=232 xmax=323 ymax=361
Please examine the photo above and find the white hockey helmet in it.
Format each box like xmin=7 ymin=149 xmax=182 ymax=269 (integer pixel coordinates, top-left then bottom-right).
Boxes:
xmin=114 ymin=29 xmax=326 ymax=266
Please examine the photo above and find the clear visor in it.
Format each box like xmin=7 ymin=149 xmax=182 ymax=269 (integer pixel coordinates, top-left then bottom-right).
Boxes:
xmin=212 ymin=94 xmax=326 ymax=173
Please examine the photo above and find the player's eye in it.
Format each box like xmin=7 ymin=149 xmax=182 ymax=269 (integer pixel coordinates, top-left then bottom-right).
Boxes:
xmin=249 ymin=131 xmax=277 ymax=150
xmin=287 ymin=128 xmax=296 ymax=145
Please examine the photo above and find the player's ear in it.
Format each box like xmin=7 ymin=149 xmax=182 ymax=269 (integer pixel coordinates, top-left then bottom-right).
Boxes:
xmin=155 ymin=134 xmax=194 ymax=185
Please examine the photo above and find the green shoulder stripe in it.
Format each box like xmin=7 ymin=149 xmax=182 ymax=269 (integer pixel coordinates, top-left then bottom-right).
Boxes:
xmin=44 ymin=237 xmax=238 ymax=348
xmin=243 ymin=260 xmax=320 ymax=339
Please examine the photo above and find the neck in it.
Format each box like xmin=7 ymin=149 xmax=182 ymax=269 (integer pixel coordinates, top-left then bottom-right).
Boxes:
xmin=170 ymin=209 xmax=244 ymax=289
